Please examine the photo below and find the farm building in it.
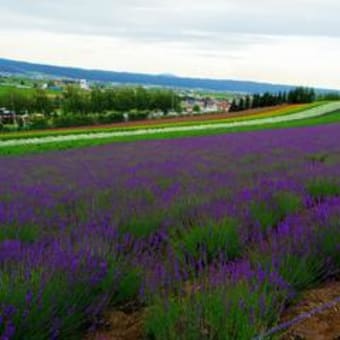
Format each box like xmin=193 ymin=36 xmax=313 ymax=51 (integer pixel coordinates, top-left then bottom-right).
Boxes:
xmin=0 ymin=107 xmax=16 ymax=124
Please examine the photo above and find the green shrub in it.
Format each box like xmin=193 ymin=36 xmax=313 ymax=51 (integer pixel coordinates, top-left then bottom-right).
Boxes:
xmin=0 ymin=271 xmax=93 ymax=339
xmin=113 ymin=268 xmax=141 ymax=304
xmin=28 ymin=116 xmax=50 ymax=130
xmin=274 ymin=191 xmax=302 ymax=216
xmin=174 ymin=218 xmax=241 ymax=263
xmin=0 ymin=124 xmax=19 ymax=132
xmin=250 ymin=201 xmax=281 ymax=232
xmin=145 ymin=281 xmax=282 ymax=340
xmin=307 ymin=178 xmax=340 ymax=201
xmin=52 ymin=114 xmax=96 ymax=128
xmin=119 ymin=213 xmax=163 ymax=239
xmin=128 ymin=110 xmax=149 ymax=121
xmin=250 ymin=191 xmax=302 ymax=232
xmin=0 ymin=224 xmax=39 ymax=243
xmin=252 ymin=247 xmax=326 ymax=293
xmin=318 ymin=217 xmax=340 ymax=267
xmin=97 ymin=111 xmax=124 ymax=124
xmin=0 ymin=258 xmax=134 ymax=339
xmin=274 ymin=254 xmax=324 ymax=291
xmin=320 ymin=229 xmax=340 ymax=268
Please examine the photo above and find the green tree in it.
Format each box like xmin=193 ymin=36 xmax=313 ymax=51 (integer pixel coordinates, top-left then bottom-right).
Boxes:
xmin=90 ymin=88 xmax=106 ymax=113
xmin=238 ymin=97 xmax=245 ymax=111
xmin=62 ymin=86 xmax=90 ymax=114
xmin=114 ymin=87 xmax=136 ymax=111
xmin=229 ymin=99 xmax=238 ymax=112
xmin=33 ymin=89 xmax=53 ymax=115
xmin=135 ymin=87 xmax=150 ymax=111
xmin=0 ymin=89 xmax=33 ymax=114
xmin=193 ymin=104 xmax=201 ymax=113
xmin=245 ymin=96 xmax=251 ymax=110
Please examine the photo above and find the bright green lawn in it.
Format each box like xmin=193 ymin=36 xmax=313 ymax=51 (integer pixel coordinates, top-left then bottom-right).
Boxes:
xmin=0 ymin=85 xmax=58 ymax=97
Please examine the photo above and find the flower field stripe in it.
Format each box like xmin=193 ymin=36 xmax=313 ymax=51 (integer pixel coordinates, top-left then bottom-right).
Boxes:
xmin=0 ymin=103 xmax=315 ymax=141
xmin=1 ymin=102 xmax=339 ymax=148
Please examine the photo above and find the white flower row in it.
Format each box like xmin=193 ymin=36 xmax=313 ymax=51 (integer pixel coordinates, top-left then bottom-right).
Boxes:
xmin=1 ymin=102 xmax=340 ymax=148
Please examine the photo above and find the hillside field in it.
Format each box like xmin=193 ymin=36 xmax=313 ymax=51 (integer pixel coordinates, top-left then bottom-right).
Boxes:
xmin=0 ymin=122 xmax=339 ymax=339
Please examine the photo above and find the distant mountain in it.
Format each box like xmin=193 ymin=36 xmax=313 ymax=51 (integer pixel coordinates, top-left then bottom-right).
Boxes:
xmin=0 ymin=58 xmax=336 ymax=94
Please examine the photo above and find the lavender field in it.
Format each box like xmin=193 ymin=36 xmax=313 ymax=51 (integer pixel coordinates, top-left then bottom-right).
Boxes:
xmin=1 ymin=124 xmax=340 ymax=339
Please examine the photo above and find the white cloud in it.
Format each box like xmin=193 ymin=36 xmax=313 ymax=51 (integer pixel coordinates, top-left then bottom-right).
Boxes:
xmin=0 ymin=0 xmax=340 ymax=89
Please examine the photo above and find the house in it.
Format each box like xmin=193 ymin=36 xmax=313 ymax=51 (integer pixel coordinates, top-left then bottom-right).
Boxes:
xmin=217 ymin=100 xmax=231 ymax=113
xmin=182 ymin=96 xmax=206 ymax=114
xmin=80 ymin=79 xmax=90 ymax=90
xmin=0 ymin=107 xmax=16 ymax=124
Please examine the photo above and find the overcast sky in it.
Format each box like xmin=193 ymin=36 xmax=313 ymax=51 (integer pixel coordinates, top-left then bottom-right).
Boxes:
xmin=1 ymin=0 xmax=340 ymax=89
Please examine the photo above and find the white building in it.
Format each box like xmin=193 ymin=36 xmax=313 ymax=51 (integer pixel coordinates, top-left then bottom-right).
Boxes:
xmin=80 ymin=79 xmax=90 ymax=90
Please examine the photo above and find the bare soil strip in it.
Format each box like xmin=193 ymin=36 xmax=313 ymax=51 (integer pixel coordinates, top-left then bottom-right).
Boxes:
xmin=280 ymin=281 xmax=340 ymax=340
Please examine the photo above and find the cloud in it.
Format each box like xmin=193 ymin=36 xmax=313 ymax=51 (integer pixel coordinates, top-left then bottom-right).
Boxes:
xmin=0 ymin=0 xmax=340 ymax=89
xmin=2 ymin=0 xmax=340 ymax=42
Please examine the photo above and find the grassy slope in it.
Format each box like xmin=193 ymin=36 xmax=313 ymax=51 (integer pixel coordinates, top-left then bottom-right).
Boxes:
xmin=1 ymin=109 xmax=339 ymax=156
xmin=0 ymin=85 xmax=58 ymax=97
xmin=0 ymin=103 xmax=321 ymax=141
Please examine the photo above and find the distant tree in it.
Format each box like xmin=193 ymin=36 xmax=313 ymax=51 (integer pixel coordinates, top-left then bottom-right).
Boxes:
xmin=90 ymin=88 xmax=106 ymax=113
xmin=245 ymin=96 xmax=251 ymax=110
xmin=320 ymin=92 xmax=340 ymax=101
xmin=33 ymin=89 xmax=53 ymax=115
xmin=62 ymin=86 xmax=90 ymax=114
xmin=277 ymin=92 xmax=284 ymax=104
xmin=229 ymin=99 xmax=238 ymax=112
xmin=252 ymin=94 xmax=260 ymax=109
xmin=0 ymin=89 xmax=33 ymax=114
xmin=193 ymin=104 xmax=201 ymax=113
xmin=113 ymin=87 xmax=136 ymax=111
xmin=288 ymin=87 xmax=315 ymax=104
xmin=238 ymin=97 xmax=246 ymax=111
xmin=135 ymin=87 xmax=150 ymax=111
xmin=150 ymin=89 xmax=179 ymax=114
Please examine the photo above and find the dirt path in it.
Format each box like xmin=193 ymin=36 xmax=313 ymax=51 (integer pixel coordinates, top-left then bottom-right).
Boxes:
xmin=280 ymin=281 xmax=340 ymax=340
xmin=86 ymin=281 xmax=340 ymax=340
xmin=86 ymin=310 xmax=144 ymax=340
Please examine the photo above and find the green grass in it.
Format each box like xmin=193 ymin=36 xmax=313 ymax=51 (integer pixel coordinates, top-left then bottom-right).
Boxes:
xmin=1 ymin=110 xmax=340 ymax=156
xmin=0 ymin=85 xmax=58 ymax=97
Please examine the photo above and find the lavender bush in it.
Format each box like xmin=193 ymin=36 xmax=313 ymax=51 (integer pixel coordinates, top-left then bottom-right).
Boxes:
xmin=0 ymin=123 xmax=340 ymax=339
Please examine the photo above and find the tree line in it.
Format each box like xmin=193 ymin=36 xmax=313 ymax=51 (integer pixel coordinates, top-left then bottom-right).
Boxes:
xmin=229 ymin=87 xmax=316 ymax=112
xmin=0 ymin=86 xmax=181 ymax=115
xmin=0 ymin=89 xmax=56 ymax=115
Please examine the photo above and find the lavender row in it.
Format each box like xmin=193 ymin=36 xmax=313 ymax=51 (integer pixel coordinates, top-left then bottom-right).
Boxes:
xmin=1 ymin=123 xmax=340 ymax=339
